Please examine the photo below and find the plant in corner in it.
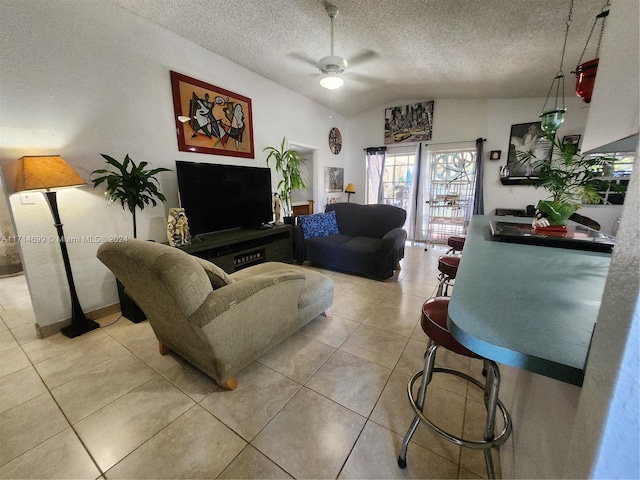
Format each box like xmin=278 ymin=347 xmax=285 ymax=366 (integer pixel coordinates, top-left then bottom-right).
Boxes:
xmin=516 ymin=135 xmax=624 ymax=229
xmin=91 ymin=154 xmax=171 ymax=323
xmin=90 ymin=154 xmax=171 ymax=238
xmin=264 ymin=138 xmax=308 ymax=222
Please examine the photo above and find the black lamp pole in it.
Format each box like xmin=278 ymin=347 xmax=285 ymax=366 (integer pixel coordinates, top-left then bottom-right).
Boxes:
xmin=44 ymin=191 xmax=99 ymax=338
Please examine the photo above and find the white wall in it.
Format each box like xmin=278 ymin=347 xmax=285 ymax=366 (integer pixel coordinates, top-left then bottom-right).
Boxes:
xmin=564 ymin=0 xmax=640 ymax=477
xmin=0 ymin=0 xmax=348 ymax=331
xmin=349 ymin=96 xmax=592 ymax=216
xmin=582 ymin=0 xmax=639 ymax=152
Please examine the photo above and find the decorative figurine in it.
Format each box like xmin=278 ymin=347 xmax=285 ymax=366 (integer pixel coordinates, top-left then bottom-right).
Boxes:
xmin=167 ymin=207 xmax=192 ymax=246
xmin=273 ymin=193 xmax=282 ymax=224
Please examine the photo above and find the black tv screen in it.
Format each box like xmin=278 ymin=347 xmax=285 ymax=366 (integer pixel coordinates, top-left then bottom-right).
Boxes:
xmin=176 ymin=161 xmax=273 ymax=236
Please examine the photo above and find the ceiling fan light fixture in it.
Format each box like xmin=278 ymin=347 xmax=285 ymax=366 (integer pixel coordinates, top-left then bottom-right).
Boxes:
xmin=320 ymin=74 xmax=344 ymax=90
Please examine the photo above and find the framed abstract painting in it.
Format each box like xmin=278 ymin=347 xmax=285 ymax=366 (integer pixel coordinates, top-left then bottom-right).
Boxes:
xmin=170 ymin=71 xmax=255 ymax=158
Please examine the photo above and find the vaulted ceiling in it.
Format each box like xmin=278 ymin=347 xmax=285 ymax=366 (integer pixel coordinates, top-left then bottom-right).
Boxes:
xmin=111 ymin=0 xmax=607 ymax=116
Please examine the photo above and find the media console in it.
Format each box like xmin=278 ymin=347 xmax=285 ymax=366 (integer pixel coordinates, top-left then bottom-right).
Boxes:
xmin=177 ymin=224 xmax=293 ymax=273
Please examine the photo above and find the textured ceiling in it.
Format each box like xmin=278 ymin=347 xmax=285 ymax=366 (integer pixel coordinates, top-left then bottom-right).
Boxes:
xmin=110 ymin=0 xmax=607 ymax=116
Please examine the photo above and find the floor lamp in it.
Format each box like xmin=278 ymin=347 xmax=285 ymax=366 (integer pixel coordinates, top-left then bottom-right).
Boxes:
xmin=12 ymin=156 xmax=99 ymax=338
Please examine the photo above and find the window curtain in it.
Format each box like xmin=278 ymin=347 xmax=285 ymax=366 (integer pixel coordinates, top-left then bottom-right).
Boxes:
xmin=407 ymin=143 xmax=431 ymax=241
xmin=471 ymin=137 xmax=485 ymax=215
xmin=365 ymin=146 xmax=386 ymax=204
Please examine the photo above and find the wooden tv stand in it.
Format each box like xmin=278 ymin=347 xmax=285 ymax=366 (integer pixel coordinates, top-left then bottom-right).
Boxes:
xmin=177 ymin=224 xmax=293 ymax=273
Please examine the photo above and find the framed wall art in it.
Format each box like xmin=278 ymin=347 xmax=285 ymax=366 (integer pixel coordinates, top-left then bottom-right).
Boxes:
xmin=170 ymin=71 xmax=255 ymax=158
xmin=562 ymin=134 xmax=581 ymax=153
xmin=505 ymin=122 xmax=552 ymax=178
xmin=384 ymin=101 xmax=434 ymax=145
xmin=324 ymin=167 xmax=344 ymax=193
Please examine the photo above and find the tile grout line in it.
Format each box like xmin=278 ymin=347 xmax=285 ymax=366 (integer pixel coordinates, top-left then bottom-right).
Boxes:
xmin=2 ymin=323 xmax=106 ymax=478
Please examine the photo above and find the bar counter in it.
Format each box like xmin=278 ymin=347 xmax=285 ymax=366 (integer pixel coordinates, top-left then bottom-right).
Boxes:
xmin=447 ymin=215 xmax=612 ymax=386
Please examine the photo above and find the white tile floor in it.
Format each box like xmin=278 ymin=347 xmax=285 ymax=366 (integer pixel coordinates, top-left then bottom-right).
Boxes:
xmin=0 ymin=243 xmax=501 ymax=479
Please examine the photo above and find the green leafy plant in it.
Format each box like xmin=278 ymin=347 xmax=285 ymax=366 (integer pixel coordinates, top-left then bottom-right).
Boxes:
xmin=264 ymin=137 xmax=308 ymax=216
xmin=517 ymin=134 xmax=624 ymax=205
xmin=91 ymin=154 xmax=171 ymax=238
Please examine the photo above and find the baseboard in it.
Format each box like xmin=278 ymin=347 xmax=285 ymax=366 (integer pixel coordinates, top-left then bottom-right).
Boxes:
xmin=35 ymin=303 xmax=121 ymax=338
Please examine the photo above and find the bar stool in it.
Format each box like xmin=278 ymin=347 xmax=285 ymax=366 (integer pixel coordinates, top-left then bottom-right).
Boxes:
xmin=436 ymin=255 xmax=460 ymax=296
xmin=398 ymin=297 xmax=512 ymax=479
xmin=446 ymin=235 xmax=466 ymax=254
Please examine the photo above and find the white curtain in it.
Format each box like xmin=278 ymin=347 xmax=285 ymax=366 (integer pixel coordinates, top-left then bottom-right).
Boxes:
xmin=408 ymin=144 xmax=432 ymax=241
xmin=365 ymin=146 xmax=386 ymax=204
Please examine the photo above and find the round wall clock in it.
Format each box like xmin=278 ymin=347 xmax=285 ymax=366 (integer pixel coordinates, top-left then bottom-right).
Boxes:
xmin=329 ymin=127 xmax=342 ymax=154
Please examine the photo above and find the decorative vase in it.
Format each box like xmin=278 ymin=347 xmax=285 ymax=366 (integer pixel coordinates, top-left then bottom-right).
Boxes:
xmin=575 ymin=59 xmax=599 ymax=104
xmin=533 ymin=200 xmax=578 ymax=230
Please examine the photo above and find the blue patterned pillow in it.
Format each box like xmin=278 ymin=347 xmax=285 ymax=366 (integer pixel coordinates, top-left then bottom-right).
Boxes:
xmin=300 ymin=211 xmax=339 ymax=239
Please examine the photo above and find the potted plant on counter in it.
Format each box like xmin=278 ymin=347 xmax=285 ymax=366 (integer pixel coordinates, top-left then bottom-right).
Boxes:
xmin=516 ymin=134 xmax=624 ymax=230
xmin=91 ymin=153 xmax=171 ymax=322
xmin=264 ymin=138 xmax=308 ymax=224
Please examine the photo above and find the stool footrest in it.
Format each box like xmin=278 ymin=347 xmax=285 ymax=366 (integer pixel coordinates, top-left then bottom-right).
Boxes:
xmin=406 ymin=368 xmax=512 ymax=450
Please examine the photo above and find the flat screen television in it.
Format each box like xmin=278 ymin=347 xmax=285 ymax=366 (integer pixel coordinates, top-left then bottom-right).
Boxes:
xmin=175 ymin=161 xmax=273 ymax=236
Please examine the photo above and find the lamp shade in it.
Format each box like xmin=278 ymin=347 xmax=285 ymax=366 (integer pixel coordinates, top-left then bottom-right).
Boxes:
xmin=12 ymin=156 xmax=86 ymax=193
xmin=345 ymin=183 xmax=356 ymax=194
xmin=320 ymin=74 xmax=344 ymax=90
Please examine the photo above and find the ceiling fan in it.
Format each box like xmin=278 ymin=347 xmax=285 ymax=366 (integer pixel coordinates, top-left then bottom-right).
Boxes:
xmin=291 ymin=1 xmax=377 ymax=90
xmin=316 ymin=1 xmax=347 ymax=90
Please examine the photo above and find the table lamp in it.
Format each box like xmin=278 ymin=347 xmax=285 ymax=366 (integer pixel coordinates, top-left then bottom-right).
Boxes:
xmin=12 ymin=156 xmax=99 ymax=338
xmin=345 ymin=183 xmax=355 ymax=202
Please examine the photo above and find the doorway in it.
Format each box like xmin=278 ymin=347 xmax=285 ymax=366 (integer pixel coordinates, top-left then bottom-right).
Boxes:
xmin=288 ymin=141 xmax=317 ymax=214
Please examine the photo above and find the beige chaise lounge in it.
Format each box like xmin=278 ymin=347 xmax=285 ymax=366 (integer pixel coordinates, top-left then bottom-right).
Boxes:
xmin=97 ymin=239 xmax=333 ymax=389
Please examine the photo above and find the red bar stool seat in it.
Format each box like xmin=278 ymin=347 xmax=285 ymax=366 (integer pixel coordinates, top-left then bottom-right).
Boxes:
xmin=398 ymin=297 xmax=512 ymax=479
xmin=447 ymin=235 xmax=466 ymax=254
xmin=436 ymin=255 xmax=460 ymax=296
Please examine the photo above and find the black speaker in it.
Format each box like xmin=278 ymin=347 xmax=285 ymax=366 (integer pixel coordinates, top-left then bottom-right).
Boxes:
xmin=116 ymin=279 xmax=146 ymax=323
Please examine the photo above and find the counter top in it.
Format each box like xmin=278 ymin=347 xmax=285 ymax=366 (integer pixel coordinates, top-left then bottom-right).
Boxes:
xmin=447 ymin=215 xmax=612 ymax=386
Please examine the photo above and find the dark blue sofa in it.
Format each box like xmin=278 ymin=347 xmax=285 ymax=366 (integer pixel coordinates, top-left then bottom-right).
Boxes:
xmin=293 ymin=203 xmax=407 ymax=280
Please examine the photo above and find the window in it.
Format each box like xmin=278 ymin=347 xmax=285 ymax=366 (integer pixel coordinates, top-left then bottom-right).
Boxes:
xmin=380 ymin=152 xmax=415 ymax=210
xmin=589 ymin=151 xmax=635 ymax=205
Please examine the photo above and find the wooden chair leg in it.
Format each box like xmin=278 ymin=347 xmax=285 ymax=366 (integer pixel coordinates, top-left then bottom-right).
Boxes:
xmin=158 ymin=342 xmax=170 ymax=356
xmin=218 ymin=377 xmax=238 ymax=390
xmin=323 ymin=308 xmax=332 ymax=317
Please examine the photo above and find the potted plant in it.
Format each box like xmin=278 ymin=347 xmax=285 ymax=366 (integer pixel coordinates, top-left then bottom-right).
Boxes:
xmin=264 ymin=138 xmax=308 ymax=224
xmin=516 ymin=134 xmax=623 ymax=229
xmin=91 ymin=153 xmax=171 ymax=322
xmin=91 ymin=154 xmax=171 ymax=238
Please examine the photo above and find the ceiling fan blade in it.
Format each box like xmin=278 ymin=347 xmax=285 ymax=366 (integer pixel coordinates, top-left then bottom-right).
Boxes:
xmin=348 ymin=49 xmax=379 ymax=68
xmin=344 ymin=72 xmax=378 ymax=85
xmin=288 ymin=52 xmax=320 ymax=68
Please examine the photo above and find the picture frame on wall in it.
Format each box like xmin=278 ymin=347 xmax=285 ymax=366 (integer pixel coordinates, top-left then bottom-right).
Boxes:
xmin=384 ymin=101 xmax=434 ymax=145
xmin=490 ymin=150 xmax=501 ymax=160
xmin=562 ymin=134 xmax=581 ymax=153
xmin=170 ymin=71 xmax=255 ymax=158
xmin=324 ymin=167 xmax=344 ymax=193
xmin=505 ymin=122 xmax=552 ymax=178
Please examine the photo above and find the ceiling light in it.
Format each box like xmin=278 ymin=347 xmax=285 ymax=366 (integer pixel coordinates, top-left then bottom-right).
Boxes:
xmin=320 ymin=74 xmax=343 ymax=90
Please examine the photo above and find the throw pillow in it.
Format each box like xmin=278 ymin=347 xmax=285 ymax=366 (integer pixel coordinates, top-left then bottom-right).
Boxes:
xmin=300 ymin=211 xmax=339 ymax=239
xmin=194 ymin=257 xmax=234 ymax=289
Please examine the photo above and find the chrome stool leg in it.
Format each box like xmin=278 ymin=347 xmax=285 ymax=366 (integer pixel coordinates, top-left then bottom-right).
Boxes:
xmin=398 ymin=345 xmax=512 ymax=478
xmin=398 ymin=341 xmax=437 ymax=468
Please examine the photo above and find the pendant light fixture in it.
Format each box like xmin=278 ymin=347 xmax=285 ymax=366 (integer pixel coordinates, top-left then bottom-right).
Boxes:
xmin=540 ymin=0 xmax=574 ymax=137
xmin=573 ymin=1 xmax=610 ymax=103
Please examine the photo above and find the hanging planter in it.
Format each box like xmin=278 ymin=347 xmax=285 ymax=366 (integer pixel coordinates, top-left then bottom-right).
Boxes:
xmin=575 ymin=58 xmax=599 ymax=103
xmin=573 ymin=5 xmax=609 ymax=104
